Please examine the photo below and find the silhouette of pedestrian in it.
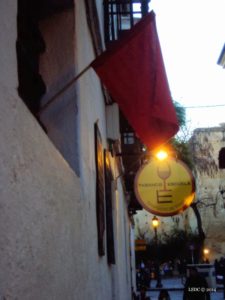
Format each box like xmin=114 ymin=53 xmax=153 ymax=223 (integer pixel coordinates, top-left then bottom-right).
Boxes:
xmin=220 ymin=258 xmax=225 ymax=299
xmin=139 ymin=287 xmax=151 ymax=300
xmin=183 ymin=267 xmax=210 ymax=300
xmin=158 ymin=289 xmax=171 ymax=300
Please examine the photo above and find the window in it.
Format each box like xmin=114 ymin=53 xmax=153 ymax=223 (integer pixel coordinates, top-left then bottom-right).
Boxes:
xmin=103 ymin=0 xmax=150 ymax=46
xmin=16 ymin=0 xmax=81 ymax=175
xmin=219 ymin=147 xmax=225 ymax=169
xmin=17 ymin=0 xmax=46 ymax=118
xmin=16 ymin=0 xmax=74 ymax=118
xmin=123 ymin=132 xmax=135 ymax=145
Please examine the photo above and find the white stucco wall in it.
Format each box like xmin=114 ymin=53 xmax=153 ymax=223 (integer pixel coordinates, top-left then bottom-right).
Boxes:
xmin=0 ymin=0 xmax=18 ymax=90
xmin=0 ymin=87 xmax=85 ymax=299
xmin=0 ymin=2 xmax=86 ymax=299
xmin=0 ymin=1 xmax=132 ymax=299
xmin=75 ymin=3 xmax=132 ymax=298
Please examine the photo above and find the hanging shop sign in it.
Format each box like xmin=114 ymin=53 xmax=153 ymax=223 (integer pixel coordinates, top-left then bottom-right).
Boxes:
xmin=134 ymin=158 xmax=195 ymax=216
xmin=135 ymin=239 xmax=147 ymax=251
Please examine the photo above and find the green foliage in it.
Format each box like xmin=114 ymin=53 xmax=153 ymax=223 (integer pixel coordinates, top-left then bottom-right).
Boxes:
xmin=167 ymin=101 xmax=194 ymax=169
xmin=170 ymin=138 xmax=193 ymax=169
xmin=173 ymin=100 xmax=186 ymax=128
xmin=147 ymin=229 xmax=201 ymax=262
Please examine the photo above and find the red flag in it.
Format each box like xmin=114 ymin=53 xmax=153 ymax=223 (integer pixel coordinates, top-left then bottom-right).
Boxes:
xmin=91 ymin=11 xmax=179 ymax=150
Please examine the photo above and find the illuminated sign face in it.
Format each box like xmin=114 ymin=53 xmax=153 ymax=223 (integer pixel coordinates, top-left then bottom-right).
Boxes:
xmin=134 ymin=158 xmax=195 ymax=216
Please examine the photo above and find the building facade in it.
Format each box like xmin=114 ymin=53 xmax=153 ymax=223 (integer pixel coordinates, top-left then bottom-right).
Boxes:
xmin=0 ymin=1 xmax=136 ymax=299
xmin=190 ymin=126 xmax=225 ymax=260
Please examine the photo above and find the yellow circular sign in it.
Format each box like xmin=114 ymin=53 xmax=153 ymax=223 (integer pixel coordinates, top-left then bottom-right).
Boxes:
xmin=134 ymin=158 xmax=195 ymax=216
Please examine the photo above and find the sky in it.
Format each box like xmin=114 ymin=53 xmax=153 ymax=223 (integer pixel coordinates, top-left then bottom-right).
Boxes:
xmin=149 ymin=0 xmax=225 ymax=132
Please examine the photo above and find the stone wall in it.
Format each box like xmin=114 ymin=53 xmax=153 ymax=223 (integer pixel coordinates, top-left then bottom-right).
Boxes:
xmin=191 ymin=127 xmax=225 ymax=260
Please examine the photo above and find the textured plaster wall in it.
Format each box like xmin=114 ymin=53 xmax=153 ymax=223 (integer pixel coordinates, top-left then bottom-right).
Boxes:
xmin=113 ymin=182 xmax=132 ymax=300
xmin=0 ymin=1 xmax=132 ymax=299
xmin=74 ymin=2 xmax=132 ymax=299
xmin=0 ymin=0 xmax=18 ymax=89
xmin=0 ymin=89 xmax=84 ymax=299
xmin=192 ymin=128 xmax=225 ymax=260
xmin=0 ymin=3 xmax=86 ymax=299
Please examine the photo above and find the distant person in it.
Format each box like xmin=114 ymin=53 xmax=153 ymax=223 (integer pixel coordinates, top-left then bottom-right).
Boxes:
xmin=158 ymin=289 xmax=171 ymax=300
xmin=139 ymin=268 xmax=150 ymax=290
xmin=176 ymin=258 xmax=182 ymax=275
xmin=163 ymin=262 xmax=170 ymax=277
xmin=168 ymin=260 xmax=174 ymax=276
xmin=132 ymin=287 xmax=138 ymax=300
xmin=202 ymin=258 xmax=210 ymax=264
xmin=141 ymin=261 xmax=146 ymax=269
xmin=214 ymin=259 xmax=219 ymax=276
xmin=183 ymin=267 xmax=210 ymax=300
xmin=220 ymin=258 xmax=225 ymax=299
xmin=180 ymin=259 xmax=187 ymax=275
xmin=139 ymin=288 xmax=151 ymax=300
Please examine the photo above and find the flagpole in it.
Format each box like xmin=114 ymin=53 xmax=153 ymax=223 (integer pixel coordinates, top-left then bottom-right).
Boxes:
xmin=38 ymin=63 xmax=92 ymax=115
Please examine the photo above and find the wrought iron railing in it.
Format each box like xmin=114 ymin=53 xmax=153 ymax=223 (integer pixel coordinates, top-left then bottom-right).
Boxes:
xmin=104 ymin=0 xmax=150 ymax=46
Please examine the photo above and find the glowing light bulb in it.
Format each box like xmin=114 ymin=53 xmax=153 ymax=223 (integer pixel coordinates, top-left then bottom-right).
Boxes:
xmin=152 ymin=216 xmax=159 ymax=228
xmin=156 ymin=150 xmax=168 ymax=161
xmin=203 ymin=248 xmax=209 ymax=255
